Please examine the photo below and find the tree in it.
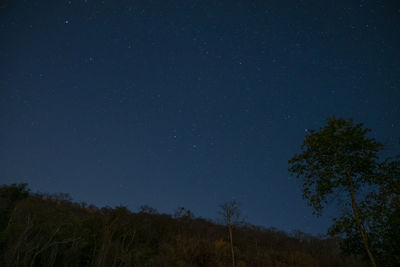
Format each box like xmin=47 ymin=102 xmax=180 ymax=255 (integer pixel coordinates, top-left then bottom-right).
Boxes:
xmin=288 ymin=117 xmax=382 ymax=267
xmin=219 ymin=200 xmax=240 ymax=267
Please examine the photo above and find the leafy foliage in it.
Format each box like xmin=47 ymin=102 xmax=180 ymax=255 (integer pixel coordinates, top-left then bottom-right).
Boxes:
xmin=288 ymin=117 xmax=382 ymax=216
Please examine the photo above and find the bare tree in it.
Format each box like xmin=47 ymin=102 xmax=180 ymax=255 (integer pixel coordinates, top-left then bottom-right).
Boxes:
xmin=219 ymin=200 xmax=240 ymax=267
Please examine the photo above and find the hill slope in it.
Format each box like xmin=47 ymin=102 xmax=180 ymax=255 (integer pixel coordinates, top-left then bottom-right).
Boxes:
xmin=0 ymin=184 xmax=365 ymax=266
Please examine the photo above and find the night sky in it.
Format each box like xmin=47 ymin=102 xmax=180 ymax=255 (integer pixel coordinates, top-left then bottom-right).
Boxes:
xmin=1 ymin=0 xmax=399 ymax=234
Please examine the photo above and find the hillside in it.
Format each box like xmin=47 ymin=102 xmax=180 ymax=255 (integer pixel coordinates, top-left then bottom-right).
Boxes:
xmin=0 ymin=184 xmax=365 ymax=267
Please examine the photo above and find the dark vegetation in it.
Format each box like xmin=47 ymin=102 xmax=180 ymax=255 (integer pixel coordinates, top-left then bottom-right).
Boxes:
xmin=0 ymin=117 xmax=398 ymax=267
xmin=289 ymin=117 xmax=400 ymax=267
xmin=0 ymin=184 xmax=364 ymax=267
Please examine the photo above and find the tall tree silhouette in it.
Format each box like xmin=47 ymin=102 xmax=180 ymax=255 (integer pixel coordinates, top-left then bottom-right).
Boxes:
xmin=289 ymin=117 xmax=382 ymax=267
xmin=219 ymin=200 xmax=240 ymax=267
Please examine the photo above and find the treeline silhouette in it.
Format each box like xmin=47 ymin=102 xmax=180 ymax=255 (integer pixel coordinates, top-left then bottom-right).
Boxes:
xmin=0 ymin=184 xmax=365 ymax=267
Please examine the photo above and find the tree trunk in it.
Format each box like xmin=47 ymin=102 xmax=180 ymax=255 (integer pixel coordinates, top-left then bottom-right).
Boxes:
xmin=228 ymin=223 xmax=235 ymax=267
xmin=348 ymin=181 xmax=377 ymax=267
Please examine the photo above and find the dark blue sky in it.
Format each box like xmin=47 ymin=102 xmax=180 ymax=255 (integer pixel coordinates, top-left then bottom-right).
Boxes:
xmin=1 ymin=0 xmax=399 ymax=234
